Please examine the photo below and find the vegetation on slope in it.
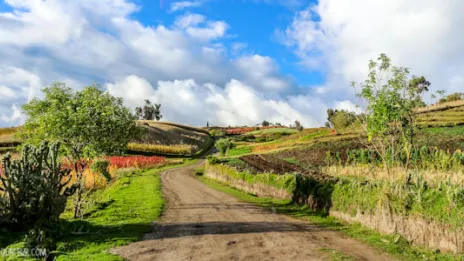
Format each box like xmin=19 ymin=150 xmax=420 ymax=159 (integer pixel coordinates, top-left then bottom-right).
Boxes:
xmin=198 ymin=173 xmax=464 ymax=261
xmin=130 ymin=121 xmax=213 ymax=156
xmin=1 ymin=161 xmax=193 ymax=260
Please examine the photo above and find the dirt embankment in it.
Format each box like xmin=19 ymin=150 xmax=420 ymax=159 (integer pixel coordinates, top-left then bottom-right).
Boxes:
xmin=111 ymin=161 xmax=396 ymax=261
xmin=331 ymin=210 xmax=464 ymax=253
xmin=205 ymin=167 xmax=293 ymax=200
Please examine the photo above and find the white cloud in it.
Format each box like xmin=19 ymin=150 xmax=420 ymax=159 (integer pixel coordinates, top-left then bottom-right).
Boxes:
xmin=284 ymin=0 xmax=464 ymax=102
xmin=0 ymin=66 xmax=42 ymax=126
xmin=170 ymin=1 xmax=202 ymax=12
xmin=0 ymin=86 xmax=16 ymax=99
xmin=0 ymin=0 xmax=346 ymax=128
xmin=108 ymin=76 xmax=318 ymax=127
xmin=175 ymin=13 xmax=205 ymax=28
xmin=1 ymin=104 xmax=24 ymax=124
xmin=234 ymin=55 xmax=290 ymax=91
xmin=174 ymin=13 xmax=228 ymax=40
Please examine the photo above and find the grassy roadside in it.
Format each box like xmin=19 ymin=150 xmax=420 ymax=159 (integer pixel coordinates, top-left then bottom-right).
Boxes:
xmin=1 ymin=160 xmax=196 ymax=261
xmin=197 ymin=175 xmax=464 ymax=261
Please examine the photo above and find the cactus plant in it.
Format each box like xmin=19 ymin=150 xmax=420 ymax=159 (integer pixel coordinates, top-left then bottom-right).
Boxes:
xmin=0 ymin=141 xmax=77 ymax=229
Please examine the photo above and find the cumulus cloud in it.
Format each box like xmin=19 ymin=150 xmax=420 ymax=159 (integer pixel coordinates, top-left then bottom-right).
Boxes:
xmin=170 ymin=1 xmax=202 ymax=12
xmin=234 ymin=55 xmax=291 ymax=91
xmin=1 ymin=104 xmax=25 ymax=124
xmin=0 ymin=66 xmax=42 ymax=126
xmin=7 ymin=0 xmax=441 ymax=128
xmin=284 ymin=0 xmax=464 ymax=102
xmin=1 ymin=0 xmax=318 ymax=128
xmin=175 ymin=13 xmax=228 ymax=40
xmin=107 ymin=76 xmax=319 ymax=127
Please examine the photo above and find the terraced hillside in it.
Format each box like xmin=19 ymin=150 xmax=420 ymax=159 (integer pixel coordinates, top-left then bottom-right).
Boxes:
xmin=0 ymin=127 xmax=20 ymax=153
xmin=0 ymin=122 xmax=213 ymax=157
xmin=416 ymin=100 xmax=464 ymax=127
xmin=129 ymin=121 xmax=213 ymax=156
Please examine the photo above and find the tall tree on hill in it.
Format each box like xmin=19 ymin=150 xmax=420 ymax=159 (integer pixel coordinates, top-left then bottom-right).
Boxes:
xmin=326 ymin=109 xmax=357 ymax=130
xmin=353 ymin=54 xmax=430 ymax=173
xmin=135 ymin=100 xmax=162 ymax=121
xmin=21 ymin=82 xmax=139 ymax=218
xmin=262 ymin=120 xmax=270 ymax=127
xmin=409 ymin=76 xmax=430 ymax=107
xmin=135 ymin=107 xmax=143 ymax=119
xmin=294 ymin=120 xmax=303 ymax=131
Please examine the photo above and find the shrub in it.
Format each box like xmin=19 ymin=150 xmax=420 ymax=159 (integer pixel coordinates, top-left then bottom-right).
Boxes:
xmin=215 ymin=138 xmax=232 ymax=155
xmin=439 ymin=92 xmax=464 ymax=103
xmin=207 ymin=155 xmax=220 ymax=164
xmin=194 ymin=168 xmax=204 ymax=176
xmin=0 ymin=142 xmax=77 ymax=250
xmin=90 ymin=159 xmax=111 ymax=182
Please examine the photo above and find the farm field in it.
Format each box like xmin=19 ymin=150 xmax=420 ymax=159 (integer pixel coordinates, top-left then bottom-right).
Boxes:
xmin=0 ymin=121 xmax=214 ymax=157
xmin=4 ymin=2 xmax=464 ymax=260
xmin=0 ymin=77 xmax=463 ymax=260
xmin=200 ymin=101 xmax=464 ymax=259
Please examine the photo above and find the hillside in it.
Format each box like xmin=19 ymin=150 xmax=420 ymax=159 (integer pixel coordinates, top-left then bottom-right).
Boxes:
xmin=416 ymin=100 xmax=464 ymax=127
xmin=0 ymin=122 xmax=213 ymax=157
xmin=218 ymin=101 xmax=464 ymax=159
xmin=129 ymin=121 xmax=213 ymax=156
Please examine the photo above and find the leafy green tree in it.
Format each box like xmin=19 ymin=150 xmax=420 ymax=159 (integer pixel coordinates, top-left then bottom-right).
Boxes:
xmin=326 ymin=109 xmax=357 ymax=130
xmin=136 ymin=100 xmax=162 ymax=121
xmin=294 ymin=120 xmax=303 ymax=131
xmin=215 ymin=138 xmax=232 ymax=156
xmin=135 ymin=107 xmax=143 ymax=119
xmin=353 ymin=54 xmax=429 ymax=172
xmin=438 ymin=92 xmax=464 ymax=103
xmin=21 ymin=82 xmax=139 ymax=218
xmin=262 ymin=120 xmax=270 ymax=127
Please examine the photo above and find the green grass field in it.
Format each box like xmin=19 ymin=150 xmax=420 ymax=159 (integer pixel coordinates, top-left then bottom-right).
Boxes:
xmin=423 ymin=125 xmax=464 ymax=136
xmin=0 ymin=161 xmax=195 ymax=261
xmin=227 ymin=146 xmax=252 ymax=156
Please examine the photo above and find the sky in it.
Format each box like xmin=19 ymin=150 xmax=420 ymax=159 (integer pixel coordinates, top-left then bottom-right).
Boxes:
xmin=0 ymin=0 xmax=464 ymax=127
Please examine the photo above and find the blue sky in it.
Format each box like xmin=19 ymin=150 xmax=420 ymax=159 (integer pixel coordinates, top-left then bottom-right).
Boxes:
xmin=0 ymin=0 xmax=462 ymax=127
xmin=131 ymin=0 xmax=324 ymax=86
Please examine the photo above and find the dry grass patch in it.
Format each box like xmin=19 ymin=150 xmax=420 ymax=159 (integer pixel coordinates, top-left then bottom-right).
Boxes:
xmin=323 ymin=165 xmax=464 ymax=186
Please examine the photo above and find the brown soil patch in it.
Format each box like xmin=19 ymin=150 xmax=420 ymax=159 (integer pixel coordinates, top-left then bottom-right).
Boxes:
xmin=239 ymin=154 xmax=301 ymax=173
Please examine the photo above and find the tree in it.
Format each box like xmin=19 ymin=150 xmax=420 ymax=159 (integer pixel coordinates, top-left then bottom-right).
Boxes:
xmin=326 ymin=109 xmax=357 ymax=130
xmin=294 ymin=120 xmax=303 ymax=131
xmin=409 ymin=76 xmax=430 ymax=107
xmin=353 ymin=54 xmax=429 ymax=172
xmin=438 ymin=92 xmax=464 ymax=103
xmin=408 ymin=76 xmax=430 ymax=93
xmin=153 ymin=103 xmax=162 ymax=121
xmin=262 ymin=120 xmax=270 ymax=127
xmin=135 ymin=107 xmax=143 ymax=119
xmin=215 ymin=139 xmax=232 ymax=156
xmin=21 ymin=82 xmax=139 ymax=218
xmin=207 ymin=121 xmax=209 ymax=127
xmin=135 ymin=100 xmax=162 ymax=121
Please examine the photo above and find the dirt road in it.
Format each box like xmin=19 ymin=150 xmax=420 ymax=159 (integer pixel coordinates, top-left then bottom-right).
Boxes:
xmin=111 ymin=161 xmax=397 ymax=261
